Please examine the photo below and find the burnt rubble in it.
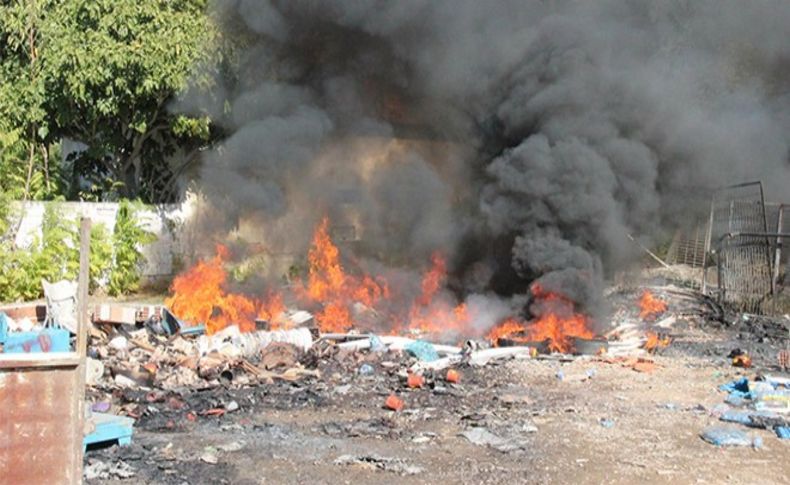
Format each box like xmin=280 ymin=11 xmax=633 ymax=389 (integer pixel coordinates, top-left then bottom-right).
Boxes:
xmin=78 ymin=277 xmax=790 ymax=484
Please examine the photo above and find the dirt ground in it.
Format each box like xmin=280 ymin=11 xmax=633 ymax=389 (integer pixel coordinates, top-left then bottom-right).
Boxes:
xmin=86 ymin=322 xmax=790 ymax=485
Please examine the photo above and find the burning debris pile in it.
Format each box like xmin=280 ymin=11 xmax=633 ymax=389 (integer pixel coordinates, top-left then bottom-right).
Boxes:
xmin=159 ymin=217 xmax=615 ymax=353
xmin=83 ymin=221 xmax=711 ymax=422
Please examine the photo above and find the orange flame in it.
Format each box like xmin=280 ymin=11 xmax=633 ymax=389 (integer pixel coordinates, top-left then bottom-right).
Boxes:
xmin=258 ymin=292 xmax=287 ymax=329
xmin=638 ymin=290 xmax=667 ymax=320
xmin=165 ymin=244 xmax=284 ymax=335
xmin=486 ymin=283 xmax=594 ymax=353
xmin=486 ymin=318 xmax=529 ymax=343
xmin=405 ymin=253 xmax=472 ymax=335
xmin=643 ymin=331 xmax=671 ymax=352
xmin=300 ymin=217 xmax=388 ymax=333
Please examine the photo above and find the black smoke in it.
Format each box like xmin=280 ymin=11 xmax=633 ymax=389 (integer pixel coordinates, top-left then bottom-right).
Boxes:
xmin=180 ymin=0 xmax=790 ymax=318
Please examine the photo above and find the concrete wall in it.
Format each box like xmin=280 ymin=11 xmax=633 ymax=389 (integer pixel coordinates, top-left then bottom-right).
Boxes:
xmin=11 ymin=200 xmax=194 ymax=278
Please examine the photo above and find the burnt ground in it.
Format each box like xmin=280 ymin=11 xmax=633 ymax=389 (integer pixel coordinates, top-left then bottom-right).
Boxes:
xmin=86 ymin=319 xmax=790 ymax=485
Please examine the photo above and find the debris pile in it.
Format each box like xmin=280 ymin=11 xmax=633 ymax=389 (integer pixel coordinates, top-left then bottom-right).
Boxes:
xmin=710 ymin=375 xmax=790 ymax=443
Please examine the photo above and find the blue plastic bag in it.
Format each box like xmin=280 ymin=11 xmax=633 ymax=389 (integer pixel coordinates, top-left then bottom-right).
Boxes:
xmin=719 ymin=377 xmax=754 ymax=400
xmin=775 ymin=426 xmax=790 ymax=440
xmin=700 ymin=426 xmax=754 ymax=447
xmin=720 ymin=409 xmax=778 ymax=428
xmin=405 ymin=340 xmax=439 ymax=362
xmin=368 ymin=334 xmax=386 ymax=353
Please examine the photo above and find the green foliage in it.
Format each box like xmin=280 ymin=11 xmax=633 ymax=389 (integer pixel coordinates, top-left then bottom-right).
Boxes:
xmin=108 ymin=199 xmax=156 ymax=296
xmin=42 ymin=0 xmax=219 ymax=202
xmin=37 ymin=203 xmax=80 ymax=282
xmin=0 ymin=203 xmax=78 ymax=301
xmin=89 ymin=223 xmax=113 ymax=292
xmin=0 ymin=1 xmax=66 ymax=202
xmin=0 ymin=1 xmax=220 ymax=203
xmin=0 ymin=199 xmax=154 ymax=301
xmin=0 ymin=189 xmax=11 ymax=236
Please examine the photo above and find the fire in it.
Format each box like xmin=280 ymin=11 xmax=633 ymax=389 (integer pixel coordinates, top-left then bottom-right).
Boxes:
xmin=643 ymin=331 xmax=671 ymax=352
xmin=165 ymin=244 xmax=284 ymax=335
xmin=258 ymin=292 xmax=287 ymax=329
xmin=486 ymin=283 xmax=594 ymax=353
xmin=300 ymin=217 xmax=388 ymax=333
xmin=417 ymin=253 xmax=445 ymax=307
xmin=486 ymin=319 xmax=529 ymax=343
xmin=405 ymin=253 xmax=472 ymax=335
xmin=638 ymin=290 xmax=667 ymax=319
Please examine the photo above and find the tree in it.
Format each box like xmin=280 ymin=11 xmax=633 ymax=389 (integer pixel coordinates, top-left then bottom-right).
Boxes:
xmin=42 ymin=0 xmax=218 ymax=202
xmin=0 ymin=1 xmax=219 ymax=203
xmin=0 ymin=0 xmax=63 ymax=201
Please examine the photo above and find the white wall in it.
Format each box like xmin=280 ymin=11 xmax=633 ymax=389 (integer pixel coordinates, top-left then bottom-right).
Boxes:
xmin=11 ymin=199 xmax=195 ymax=278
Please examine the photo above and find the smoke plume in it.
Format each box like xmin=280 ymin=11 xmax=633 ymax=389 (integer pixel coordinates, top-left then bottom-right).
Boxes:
xmin=180 ymin=0 xmax=790 ymax=320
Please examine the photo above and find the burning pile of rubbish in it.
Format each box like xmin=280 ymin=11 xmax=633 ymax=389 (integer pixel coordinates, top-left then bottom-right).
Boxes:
xmin=81 ymin=218 xmax=691 ymax=413
xmin=158 ymin=217 xmax=619 ymax=352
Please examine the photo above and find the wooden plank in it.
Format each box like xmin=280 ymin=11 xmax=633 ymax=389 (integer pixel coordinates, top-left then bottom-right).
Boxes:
xmin=72 ymin=217 xmax=91 ymax=480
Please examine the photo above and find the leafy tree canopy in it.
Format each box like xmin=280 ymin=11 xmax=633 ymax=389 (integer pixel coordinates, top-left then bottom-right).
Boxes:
xmin=0 ymin=0 xmax=219 ymax=203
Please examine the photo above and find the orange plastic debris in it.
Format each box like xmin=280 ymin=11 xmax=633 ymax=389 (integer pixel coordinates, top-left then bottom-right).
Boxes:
xmin=385 ymin=394 xmax=404 ymax=411
xmin=407 ymin=373 xmax=425 ymax=389
xmin=201 ymin=408 xmax=226 ymax=417
xmin=632 ymin=360 xmax=656 ymax=373
xmin=446 ymin=369 xmax=462 ymax=384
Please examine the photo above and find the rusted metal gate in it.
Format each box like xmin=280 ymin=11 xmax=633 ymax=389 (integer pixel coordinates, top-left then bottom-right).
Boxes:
xmin=702 ymin=182 xmax=772 ymax=305
xmin=0 ymin=219 xmax=90 ymax=484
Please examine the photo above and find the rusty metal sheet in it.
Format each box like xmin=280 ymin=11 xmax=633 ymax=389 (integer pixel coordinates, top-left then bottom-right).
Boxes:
xmin=0 ymin=363 xmax=82 ymax=485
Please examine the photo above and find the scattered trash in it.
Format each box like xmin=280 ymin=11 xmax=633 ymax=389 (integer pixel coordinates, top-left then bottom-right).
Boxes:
xmin=385 ymin=394 xmax=404 ymax=411
xmin=200 ymin=449 xmax=219 ymax=464
xmin=83 ymin=460 xmax=136 ymax=480
xmin=719 ymin=409 xmax=779 ymax=427
xmin=753 ymin=388 xmax=790 ymax=414
xmin=91 ymin=401 xmax=111 ymax=413
xmin=700 ymin=426 xmax=756 ymax=447
xmin=631 ymin=360 xmax=656 ymax=373
xmin=333 ymin=454 xmax=424 ymax=475
xmin=407 ymin=373 xmax=425 ymax=389
xmin=725 ymin=394 xmax=748 ymax=407
xmin=86 ymin=358 xmax=105 ymax=385
xmin=260 ymin=342 xmax=299 ymax=369
xmin=405 ymin=340 xmax=440 ymax=362
xmin=411 ymin=432 xmax=436 ymax=444
xmin=225 ymin=400 xmax=239 ymax=412
xmin=369 ymin=334 xmax=386 ymax=353
xmin=83 ymin=412 xmax=134 ymax=450
xmin=42 ymin=279 xmax=78 ymax=333
xmin=719 ymin=377 xmax=753 ymax=400
xmin=599 ymin=418 xmax=615 ymax=428
xmin=359 ymin=363 xmax=375 ymax=375
xmin=108 ymin=336 xmax=129 ymax=351
xmin=446 ymin=369 xmax=462 ymax=384
xmin=776 ymin=426 xmax=790 ymax=439
xmin=459 ymin=427 xmax=530 ymax=453
xmin=0 ymin=312 xmax=70 ymax=353
xmin=218 ymin=441 xmax=245 ymax=452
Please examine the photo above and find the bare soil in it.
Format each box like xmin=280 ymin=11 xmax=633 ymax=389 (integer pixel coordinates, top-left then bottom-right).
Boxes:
xmin=87 ymin=324 xmax=790 ymax=485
